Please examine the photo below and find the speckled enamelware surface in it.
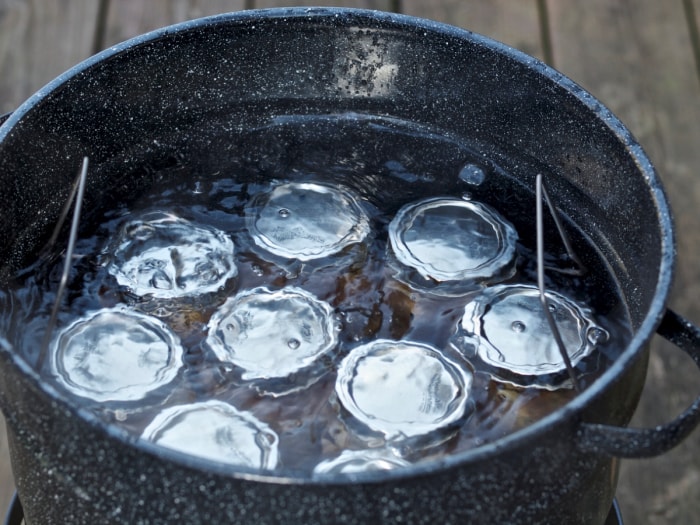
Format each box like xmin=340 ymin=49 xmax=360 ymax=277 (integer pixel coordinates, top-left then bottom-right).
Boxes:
xmin=0 ymin=8 xmax=697 ymax=524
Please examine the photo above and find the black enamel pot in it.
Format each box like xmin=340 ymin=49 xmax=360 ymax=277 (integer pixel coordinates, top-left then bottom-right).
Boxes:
xmin=1 ymin=8 xmax=699 ymax=525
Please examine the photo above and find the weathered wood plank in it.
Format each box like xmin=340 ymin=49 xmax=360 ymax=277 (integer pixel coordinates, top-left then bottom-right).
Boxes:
xmin=0 ymin=0 xmax=100 ymax=113
xmin=401 ymin=0 xmax=544 ymax=60
xmin=99 ymin=0 xmax=246 ymax=50
xmin=252 ymin=0 xmax=395 ymax=11
xmin=548 ymin=1 xmax=700 ymax=523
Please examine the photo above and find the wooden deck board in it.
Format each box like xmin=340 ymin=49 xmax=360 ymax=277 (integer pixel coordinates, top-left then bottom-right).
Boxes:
xmin=253 ymin=0 xmax=394 ymax=10
xmin=0 ymin=0 xmax=100 ymax=114
xmin=1 ymin=1 xmax=700 ymax=523
xmin=100 ymin=0 xmax=246 ymax=49
xmin=402 ymin=0 xmax=544 ymax=60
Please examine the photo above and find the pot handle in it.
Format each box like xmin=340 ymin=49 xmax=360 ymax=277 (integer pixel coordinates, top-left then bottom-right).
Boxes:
xmin=577 ymin=309 xmax=700 ymax=457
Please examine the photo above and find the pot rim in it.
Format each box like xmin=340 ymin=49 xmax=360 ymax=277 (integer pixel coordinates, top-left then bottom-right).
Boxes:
xmin=0 ymin=7 xmax=676 ymax=484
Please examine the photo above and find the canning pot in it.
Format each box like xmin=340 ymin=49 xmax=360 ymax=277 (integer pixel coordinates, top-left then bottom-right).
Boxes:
xmin=0 ymin=8 xmax=699 ymax=525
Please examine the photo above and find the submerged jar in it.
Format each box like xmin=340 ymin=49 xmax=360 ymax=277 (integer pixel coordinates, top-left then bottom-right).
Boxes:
xmin=388 ymin=197 xmax=518 ymax=295
xmin=141 ymin=400 xmax=279 ymax=470
xmin=50 ymin=306 xmax=184 ymax=403
xmin=245 ymin=181 xmax=371 ymax=263
xmin=455 ymin=284 xmax=609 ymax=390
xmin=335 ymin=339 xmax=474 ymax=445
xmin=205 ymin=286 xmax=340 ymax=395
xmin=104 ymin=211 xmax=238 ymax=299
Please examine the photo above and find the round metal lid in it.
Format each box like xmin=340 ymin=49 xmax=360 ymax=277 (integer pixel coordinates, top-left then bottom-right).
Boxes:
xmin=50 ymin=307 xmax=183 ymax=402
xmin=335 ymin=339 xmax=473 ymax=441
xmin=205 ymin=287 xmax=339 ymax=383
xmin=106 ymin=211 xmax=238 ymax=299
xmin=141 ymin=400 xmax=279 ymax=470
xmin=388 ymin=197 xmax=518 ymax=291
xmin=458 ymin=284 xmax=609 ymax=389
xmin=313 ymin=448 xmax=411 ymax=477
xmin=246 ymin=181 xmax=370 ymax=261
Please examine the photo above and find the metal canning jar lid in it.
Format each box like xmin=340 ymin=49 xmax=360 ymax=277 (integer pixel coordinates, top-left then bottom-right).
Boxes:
xmin=335 ymin=339 xmax=473 ymax=441
xmin=388 ymin=197 xmax=518 ymax=292
xmin=245 ymin=181 xmax=370 ymax=261
xmin=105 ymin=211 xmax=238 ymax=299
xmin=205 ymin=287 xmax=339 ymax=388
xmin=50 ymin=307 xmax=184 ymax=402
xmin=141 ymin=400 xmax=279 ymax=470
xmin=457 ymin=284 xmax=609 ymax=389
xmin=313 ymin=448 xmax=411 ymax=477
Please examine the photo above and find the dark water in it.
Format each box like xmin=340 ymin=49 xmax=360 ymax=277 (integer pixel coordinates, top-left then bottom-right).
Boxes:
xmin=0 ymin=113 xmax=632 ymax=477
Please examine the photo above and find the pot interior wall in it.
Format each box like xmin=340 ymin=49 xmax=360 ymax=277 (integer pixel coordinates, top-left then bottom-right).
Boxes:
xmin=0 ymin=11 xmax=669 ymax=335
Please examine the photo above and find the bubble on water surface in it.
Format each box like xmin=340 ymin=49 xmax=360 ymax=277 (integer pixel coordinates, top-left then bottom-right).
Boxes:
xmin=459 ymin=284 xmax=609 ymax=389
xmin=458 ymin=163 xmax=486 ymax=186
xmin=50 ymin=307 xmax=183 ymax=402
xmin=511 ymin=320 xmax=526 ymax=333
xmin=335 ymin=339 xmax=473 ymax=441
xmin=246 ymin=181 xmax=370 ymax=261
xmin=141 ymin=400 xmax=279 ymax=470
xmin=388 ymin=197 xmax=517 ymax=293
xmin=106 ymin=211 xmax=237 ymax=299
xmin=205 ymin=287 xmax=338 ymax=391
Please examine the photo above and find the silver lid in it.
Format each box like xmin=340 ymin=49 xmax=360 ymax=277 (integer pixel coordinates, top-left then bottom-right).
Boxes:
xmin=335 ymin=339 xmax=473 ymax=440
xmin=141 ymin=400 xmax=279 ymax=470
xmin=388 ymin=197 xmax=517 ymax=291
xmin=106 ymin=211 xmax=237 ymax=299
xmin=246 ymin=181 xmax=370 ymax=261
xmin=206 ymin=287 xmax=339 ymax=383
xmin=313 ymin=448 xmax=410 ymax=477
xmin=459 ymin=284 xmax=609 ymax=388
xmin=50 ymin=307 xmax=183 ymax=402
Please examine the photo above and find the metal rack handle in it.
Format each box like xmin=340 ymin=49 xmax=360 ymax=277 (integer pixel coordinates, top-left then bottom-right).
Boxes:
xmin=578 ymin=309 xmax=700 ymax=457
